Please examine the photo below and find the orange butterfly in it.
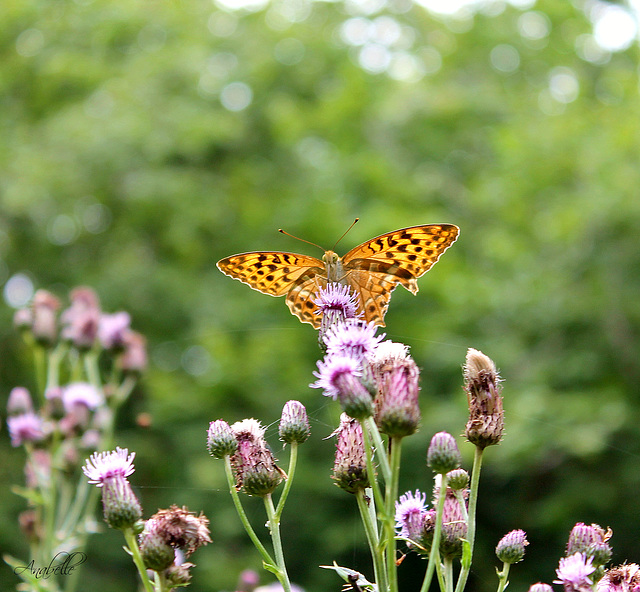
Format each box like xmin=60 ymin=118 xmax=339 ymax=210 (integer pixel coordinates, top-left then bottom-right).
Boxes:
xmin=217 ymin=224 xmax=459 ymax=328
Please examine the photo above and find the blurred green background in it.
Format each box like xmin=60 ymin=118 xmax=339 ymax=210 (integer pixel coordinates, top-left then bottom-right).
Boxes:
xmin=1 ymin=0 xmax=639 ymax=590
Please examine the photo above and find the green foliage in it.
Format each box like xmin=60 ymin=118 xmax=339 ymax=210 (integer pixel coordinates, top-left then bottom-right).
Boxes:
xmin=1 ymin=0 xmax=640 ymax=590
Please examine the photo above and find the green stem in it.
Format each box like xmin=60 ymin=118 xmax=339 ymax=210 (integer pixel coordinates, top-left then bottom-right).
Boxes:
xmin=384 ymin=437 xmax=402 ymax=592
xmin=264 ymin=494 xmax=291 ymax=592
xmin=356 ymin=489 xmax=386 ymax=592
xmin=420 ymin=473 xmax=449 ymax=592
xmin=223 ymin=457 xmax=275 ymax=566
xmin=496 ymin=562 xmax=510 ymax=592
xmin=360 ymin=419 xmax=385 ymax=515
xmin=123 ymin=527 xmax=154 ymax=592
xmin=453 ymin=447 xmax=484 ymax=592
xmin=444 ymin=556 xmax=454 ymax=592
xmin=364 ymin=417 xmax=391 ymax=483
xmin=275 ymin=443 xmax=298 ymax=520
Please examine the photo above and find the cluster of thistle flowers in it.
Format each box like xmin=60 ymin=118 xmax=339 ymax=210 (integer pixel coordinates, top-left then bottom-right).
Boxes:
xmin=5 ymin=286 xmax=148 ymax=591
xmin=82 ymin=447 xmax=211 ymax=591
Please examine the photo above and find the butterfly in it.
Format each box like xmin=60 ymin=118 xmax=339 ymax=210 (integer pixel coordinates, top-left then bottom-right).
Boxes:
xmin=217 ymin=224 xmax=459 ymax=328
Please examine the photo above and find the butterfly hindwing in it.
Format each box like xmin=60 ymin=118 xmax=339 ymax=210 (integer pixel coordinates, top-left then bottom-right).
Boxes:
xmin=217 ymin=252 xmax=325 ymax=297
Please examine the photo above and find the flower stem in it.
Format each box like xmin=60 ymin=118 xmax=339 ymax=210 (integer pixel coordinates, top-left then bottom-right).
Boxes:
xmin=275 ymin=443 xmax=297 ymax=520
xmin=454 ymin=446 xmax=484 ymax=592
xmin=496 ymin=562 xmax=511 ymax=592
xmin=123 ymin=527 xmax=154 ymax=592
xmin=420 ymin=473 xmax=449 ymax=592
xmin=223 ymin=457 xmax=275 ymax=567
xmin=384 ymin=437 xmax=402 ymax=592
xmin=364 ymin=417 xmax=391 ymax=483
xmin=264 ymin=493 xmax=291 ymax=592
xmin=356 ymin=488 xmax=386 ymax=592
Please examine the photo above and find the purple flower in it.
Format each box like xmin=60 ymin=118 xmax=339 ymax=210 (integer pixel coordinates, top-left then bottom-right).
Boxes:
xmin=61 ymin=287 xmax=101 ymax=349
xmin=98 ymin=312 xmax=131 ymax=350
xmin=83 ymin=447 xmax=136 ymax=486
xmin=323 ymin=320 xmax=383 ymax=360
xmin=62 ymin=382 xmax=103 ymax=412
xmin=395 ymin=490 xmax=429 ymax=541
xmin=119 ymin=330 xmax=148 ymax=373
xmin=555 ymin=553 xmax=596 ymax=591
xmin=7 ymin=387 xmax=34 ymax=415
xmin=311 ymin=355 xmax=362 ymax=400
xmin=332 ymin=414 xmax=368 ymax=494
xmin=314 ymin=284 xmax=360 ymax=319
xmin=7 ymin=412 xmax=45 ymax=447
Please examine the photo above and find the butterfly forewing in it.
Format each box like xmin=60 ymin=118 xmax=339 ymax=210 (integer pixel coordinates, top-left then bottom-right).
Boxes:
xmin=217 ymin=224 xmax=459 ymax=327
xmin=217 ymin=252 xmax=325 ymax=297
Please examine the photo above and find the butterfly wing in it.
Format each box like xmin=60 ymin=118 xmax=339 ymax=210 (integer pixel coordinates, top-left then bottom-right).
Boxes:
xmin=341 ymin=224 xmax=460 ymax=325
xmin=217 ymin=252 xmax=326 ymax=325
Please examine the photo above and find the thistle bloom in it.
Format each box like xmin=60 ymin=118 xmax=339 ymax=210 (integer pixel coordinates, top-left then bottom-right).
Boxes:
xmin=7 ymin=412 xmax=45 ymax=447
xmin=463 ymin=348 xmax=504 ymax=448
xmin=313 ymin=284 xmax=361 ymax=346
xmin=61 ymin=287 xmax=101 ymax=349
xmin=332 ymin=414 xmax=368 ymax=494
xmin=395 ymin=490 xmax=429 ymax=545
xmin=279 ymin=400 xmax=310 ymax=444
xmin=311 ymin=355 xmax=362 ymax=400
xmin=230 ymin=419 xmax=284 ymax=497
xmin=496 ymin=529 xmax=529 ymax=564
xmin=62 ymin=382 xmax=104 ymax=412
xmin=555 ymin=553 xmax=596 ymax=592
xmin=83 ymin=447 xmax=141 ymax=529
xmin=323 ymin=320 xmax=383 ymax=361
xmin=98 ymin=311 xmax=131 ymax=350
xmin=31 ymin=289 xmax=61 ymax=345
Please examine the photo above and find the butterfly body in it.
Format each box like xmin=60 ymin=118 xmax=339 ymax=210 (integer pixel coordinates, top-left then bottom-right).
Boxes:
xmin=217 ymin=224 xmax=459 ymax=328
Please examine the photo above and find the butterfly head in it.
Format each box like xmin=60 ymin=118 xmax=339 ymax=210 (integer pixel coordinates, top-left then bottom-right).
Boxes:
xmin=322 ymin=250 xmax=340 ymax=265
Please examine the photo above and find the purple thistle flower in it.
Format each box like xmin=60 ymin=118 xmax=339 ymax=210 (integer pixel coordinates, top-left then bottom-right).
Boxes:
xmin=98 ymin=311 xmax=131 ymax=350
xmin=323 ymin=320 xmax=383 ymax=360
xmin=555 ymin=553 xmax=596 ymax=591
xmin=83 ymin=447 xmax=136 ymax=486
xmin=311 ymin=355 xmax=362 ymax=400
xmin=7 ymin=412 xmax=45 ymax=447
xmin=61 ymin=287 xmax=101 ymax=349
xmin=62 ymin=382 xmax=104 ymax=412
xmin=395 ymin=490 xmax=429 ymax=542
xmin=313 ymin=284 xmax=360 ymax=320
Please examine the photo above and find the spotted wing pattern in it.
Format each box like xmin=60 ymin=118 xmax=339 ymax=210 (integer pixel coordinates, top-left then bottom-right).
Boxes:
xmin=217 ymin=224 xmax=459 ymax=328
xmin=342 ymin=224 xmax=460 ymax=326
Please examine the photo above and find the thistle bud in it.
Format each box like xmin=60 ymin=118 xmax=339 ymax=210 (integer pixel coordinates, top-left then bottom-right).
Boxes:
xmin=230 ymin=419 xmax=285 ymax=497
xmin=31 ymin=290 xmax=61 ymax=345
xmin=61 ymin=287 xmax=101 ymax=350
xmin=437 ymin=481 xmax=468 ymax=558
xmin=207 ymin=420 xmax=238 ymax=458
xmin=139 ymin=518 xmax=175 ymax=571
xmin=463 ymin=348 xmax=504 ymax=448
xmin=446 ymin=468 xmax=470 ymax=490
xmin=279 ymin=401 xmax=310 ymax=444
xmin=566 ymin=523 xmax=612 ymax=567
xmin=528 ymin=584 xmax=553 ymax=592
xmin=7 ymin=387 xmax=34 ymax=416
xmin=371 ymin=342 xmax=420 ymax=438
xmin=331 ymin=415 xmax=369 ymax=494
xmin=496 ymin=529 xmax=528 ymax=564
xmin=427 ymin=432 xmax=461 ymax=474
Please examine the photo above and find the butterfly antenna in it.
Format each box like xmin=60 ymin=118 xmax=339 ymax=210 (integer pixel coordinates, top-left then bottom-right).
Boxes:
xmin=332 ymin=218 xmax=359 ymax=251
xmin=278 ymin=228 xmax=324 ymax=252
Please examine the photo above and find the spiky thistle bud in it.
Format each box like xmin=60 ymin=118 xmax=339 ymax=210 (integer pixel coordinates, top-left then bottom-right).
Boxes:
xmin=331 ymin=414 xmax=369 ymax=494
xmin=432 ymin=476 xmax=468 ymax=558
xmin=207 ymin=420 xmax=238 ymax=458
xmin=230 ymin=419 xmax=285 ymax=497
xmin=463 ymin=348 xmax=504 ymax=448
xmin=496 ymin=529 xmax=529 ymax=564
xmin=31 ymin=290 xmax=61 ymax=346
xmin=447 ymin=468 xmax=470 ymax=491
xmin=566 ymin=523 xmax=612 ymax=568
xmin=279 ymin=400 xmax=310 ymax=444
xmin=371 ymin=342 xmax=420 ymax=438
xmin=427 ymin=432 xmax=461 ymax=474
xmin=528 ymin=584 xmax=553 ymax=592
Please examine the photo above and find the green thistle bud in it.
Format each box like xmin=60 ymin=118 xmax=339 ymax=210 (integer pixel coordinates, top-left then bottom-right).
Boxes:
xmin=447 ymin=468 xmax=470 ymax=491
xmin=427 ymin=432 xmax=461 ymax=474
xmin=139 ymin=519 xmax=175 ymax=571
xmin=101 ymin=475 xmax=143 ymax=530
xmin=496 ymin=529 xmax=528 ymax=564
xmin=207 ymin=419 xmax=238 ymax=458
xmin=279 ymin=400 xmax=310 ymax=444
